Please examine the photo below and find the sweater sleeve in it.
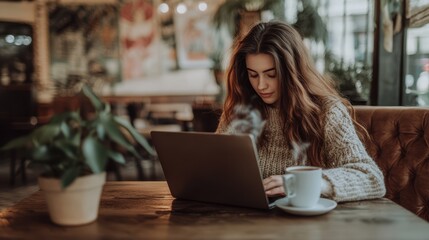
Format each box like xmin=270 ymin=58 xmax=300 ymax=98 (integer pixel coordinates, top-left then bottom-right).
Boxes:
xmin=322 ymin=102 xmax=386 ymax=202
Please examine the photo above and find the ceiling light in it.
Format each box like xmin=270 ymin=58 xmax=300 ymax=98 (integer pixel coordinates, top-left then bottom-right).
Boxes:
xmin=176 ymin=3 xmax=187 ymax=14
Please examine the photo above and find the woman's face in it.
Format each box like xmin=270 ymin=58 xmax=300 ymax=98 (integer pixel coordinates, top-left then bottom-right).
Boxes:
xmin=245 ymin=53 xmax=280 ymax=105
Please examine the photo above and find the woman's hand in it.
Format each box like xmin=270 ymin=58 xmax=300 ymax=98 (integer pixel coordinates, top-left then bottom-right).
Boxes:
xmin=263 ymin=175 xmax=286 ymax=197
xmin=264 ymin=175 xmax=334 ymax=198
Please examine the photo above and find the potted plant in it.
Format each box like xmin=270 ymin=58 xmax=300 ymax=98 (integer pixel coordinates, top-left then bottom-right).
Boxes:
xmin=1 ymin=84 xmax=155 ymax=226
xmin=326 ymin=56 xmax=372 ymax=105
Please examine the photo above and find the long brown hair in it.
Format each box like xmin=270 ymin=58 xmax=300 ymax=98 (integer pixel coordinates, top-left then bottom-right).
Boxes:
xmin=222 ymin=21 xmax=365 ymax=166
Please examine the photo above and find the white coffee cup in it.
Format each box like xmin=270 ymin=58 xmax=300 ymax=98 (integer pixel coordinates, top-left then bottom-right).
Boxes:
xmin=282 ymin=166 xmax=322 ymax=208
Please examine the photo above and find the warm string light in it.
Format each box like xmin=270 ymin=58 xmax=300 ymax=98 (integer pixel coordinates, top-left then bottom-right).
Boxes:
xmin=158 ymin=3 xmax=169 ymax=13
xmin=158 ymin=1 xmax=208 ymax=14
xmin=4 ymin=34 xmax=32 ymax=46
xmin=198 ymin=2 xmax=207 ymax=12
xmin=176 ymin=3 xmax=187 ymax=14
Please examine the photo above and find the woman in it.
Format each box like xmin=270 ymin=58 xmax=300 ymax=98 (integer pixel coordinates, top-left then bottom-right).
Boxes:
xmin=216 ymin=21 xmax=386 ymax=202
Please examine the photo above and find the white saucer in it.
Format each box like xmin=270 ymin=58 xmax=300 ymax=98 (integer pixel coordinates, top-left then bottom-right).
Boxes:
xmin=275 ymin=198 xmax=337 ymax=216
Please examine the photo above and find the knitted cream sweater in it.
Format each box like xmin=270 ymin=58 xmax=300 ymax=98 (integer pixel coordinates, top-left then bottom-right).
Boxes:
xmin=216 ymin=100 xmax=386 ymax=202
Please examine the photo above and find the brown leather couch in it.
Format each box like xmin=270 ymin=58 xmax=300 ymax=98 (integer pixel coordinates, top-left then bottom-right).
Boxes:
xmin=354 ymin=106 xmax=429 ymax=221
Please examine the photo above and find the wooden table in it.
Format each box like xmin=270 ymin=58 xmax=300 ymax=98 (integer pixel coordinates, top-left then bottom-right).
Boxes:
xmin=1 ymin=181 xmax=428 ymax=239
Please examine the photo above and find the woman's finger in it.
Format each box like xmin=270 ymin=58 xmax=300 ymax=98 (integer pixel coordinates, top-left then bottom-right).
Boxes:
xmin=265 ymin=186 xmax=285 ymax=197
xmin=263 ymin=175 xmax=283 ymax=191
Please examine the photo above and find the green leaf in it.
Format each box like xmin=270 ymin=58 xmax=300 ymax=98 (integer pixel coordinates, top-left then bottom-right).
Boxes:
xmin=60 ymin=121 xmax=71 ymax=138
xmin=82 ymin=84 xmax=104 ymax=112
xmin=103 ymin=103 xmax=111 ymax=114
xmin=96 ymin=121 xmax=106 ymax=139
xmin=54 ymin=140 xmax=79 ymax=160
xmin=32 ymin=124 xmax=61 ymax=144
xmin=101 ymin=115 xmax=135 ymax=152
xmin=32 ymin=145 xmax=52 ymax=161
xmin=107 ymin=149 xmax=126 ymax=164
xmin=61 ymin=166 xmax=80 ymax=189
xmin=49 ymin=112 xmax=69 ymax=124
xmin=0 ymin=135 xmax=31 ymax=151
xmin=50 ymin=111 xmax=80 ymax=124
xmin=83 ymin=136 xmax=108 ymax=173
xmin=114 ymin=116 xmax=156 ymax=156
xmin=103 ymin=116 xmax=142 ymax=159
xmin=71 ymin=132 xmax=81 ymax=146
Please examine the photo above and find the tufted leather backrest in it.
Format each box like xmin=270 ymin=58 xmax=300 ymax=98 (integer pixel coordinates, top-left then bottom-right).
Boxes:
xmin=354 ymin=106 xmax=429 ymax=221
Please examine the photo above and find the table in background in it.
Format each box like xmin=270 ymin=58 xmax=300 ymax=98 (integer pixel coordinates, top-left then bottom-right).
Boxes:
xmin=101 ymin=69 xmax=220 ymax=105
xmin=101 ymin=69 xmax=220 ymax=132
xmin=1 ymin=181 xmax=428 ymax=239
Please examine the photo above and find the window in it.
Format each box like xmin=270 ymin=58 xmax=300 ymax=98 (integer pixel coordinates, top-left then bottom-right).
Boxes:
xmin=402 ymin=1 xmax=429 ymax=106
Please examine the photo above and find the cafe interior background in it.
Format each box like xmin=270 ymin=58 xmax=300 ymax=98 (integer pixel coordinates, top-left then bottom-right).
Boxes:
xmin=0 ymin=0 xmax=428 ymax=205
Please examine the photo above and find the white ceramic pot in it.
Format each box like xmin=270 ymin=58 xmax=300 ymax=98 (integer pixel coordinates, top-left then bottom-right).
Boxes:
xmin=38 ymin=172 xmax=106 ymax=226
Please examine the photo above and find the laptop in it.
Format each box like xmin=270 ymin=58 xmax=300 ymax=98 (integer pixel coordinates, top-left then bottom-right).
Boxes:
xmin=150 ymin=131 xmax=277 ymax=210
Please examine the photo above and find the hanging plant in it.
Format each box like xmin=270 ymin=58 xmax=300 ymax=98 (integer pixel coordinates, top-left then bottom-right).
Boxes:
xmin=292 ymin=0 xmax=328 ymax=43
xmin=212 ymin=0 xmax=285 ymax=38
xmin=326 ymin=56 xmax=372 ymax=103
